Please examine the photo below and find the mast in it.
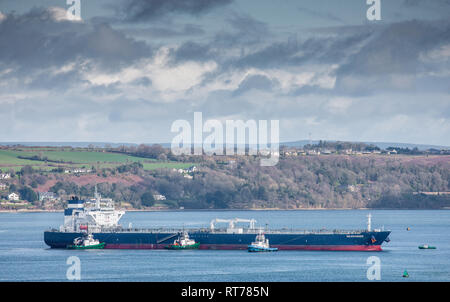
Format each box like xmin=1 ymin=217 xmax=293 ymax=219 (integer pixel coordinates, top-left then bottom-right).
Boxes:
xmin=367 ymin=213 xmax=372 ymax=232
xmin=95 ymin=185 xmax=100 ymax=209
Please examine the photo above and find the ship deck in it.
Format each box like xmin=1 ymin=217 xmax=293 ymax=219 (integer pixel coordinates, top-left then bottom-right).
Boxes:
xmin=47 ymin=227 xmax=383 ymax=235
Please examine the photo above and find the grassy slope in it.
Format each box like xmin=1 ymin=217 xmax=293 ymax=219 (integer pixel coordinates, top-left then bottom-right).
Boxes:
xmin=142 ymin=162 xmax=194 ymax=170
xmin=0 ymin=149 xmax=194 ymax=172
xmin=2 ymin=150 xmax=146 ymax=163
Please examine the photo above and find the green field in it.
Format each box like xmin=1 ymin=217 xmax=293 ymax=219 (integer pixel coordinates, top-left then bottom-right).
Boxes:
xmin=2 ymin=150 xmax=147 ymax=163
xmin=142 ymin=162 xmax=195 ymax=170
xmin=0 ymin=149 xmax=194 ymax=172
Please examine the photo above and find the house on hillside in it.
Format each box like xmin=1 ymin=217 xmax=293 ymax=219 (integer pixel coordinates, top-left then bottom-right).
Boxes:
xmin=0 ymin=173 xmax=11 ymax=180
xmin=39 ymin=192 xmax=58 ymax=202
xmin=8 ymin=192 xmax=19 ymax=201
xmin=0 ymin=183 xmax=7 ymax=191
xmin=153 ymin=194 xmax=166 ymax=201
xmin=64 ymin=168 xmax=92 ymax=174
xmin=175 ymin=166 xmax=198 ymax=176
xmin=187 ymin=166 xmax=197 ymax=173
xmin=387 ymin=149 xmax=397 ymax=155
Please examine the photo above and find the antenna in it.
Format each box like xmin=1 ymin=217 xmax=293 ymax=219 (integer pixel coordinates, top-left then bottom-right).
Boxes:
xmin=95 ymin=185 xmax=100 ymax=208
xmin=367 ymin=213 xmax=372 ymax=232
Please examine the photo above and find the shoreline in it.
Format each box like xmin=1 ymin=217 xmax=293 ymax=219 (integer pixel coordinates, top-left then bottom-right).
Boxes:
xmin=1 ymin=207 xmax=449 ymax=213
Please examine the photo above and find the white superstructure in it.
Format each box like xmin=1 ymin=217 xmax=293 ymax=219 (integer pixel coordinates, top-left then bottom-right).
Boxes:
xmin=61 ymin=187 xmax=124 ymax=232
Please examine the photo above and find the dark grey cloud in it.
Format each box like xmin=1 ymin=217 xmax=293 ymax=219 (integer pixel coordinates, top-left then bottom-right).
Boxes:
xmin=0 ymin=7 xmax=152 ymax=75
xmin=116 ymin=0 xmax=233 ymax=22
xmin=168 ymin=41 xmax=216 ymax=64
xmin=168 ymin=12 xmax=270 ymax=65
xmin=232 ymin=74 xmax=278 ymax=96
xmin=233 ymin=37 xmax=338 ymax=69
xmin=298 ymin=6 xmax=346 ymax=24
xmin=1 ymin=2 xmax=449 ymax=146
xmin=337 ymin=20 xmax=450 ymax=76
xmin=122 ymin=23 xmax=205 ymax=38
xmin=217 ymin=19 xmax=450 ymax=97
xmin=403 ymin=0 xmax=450 ymax=8
xmin=329 ymin=19 xmax=450 ymax=96
xmin=212 ymin=13 xmax=270 ymax=47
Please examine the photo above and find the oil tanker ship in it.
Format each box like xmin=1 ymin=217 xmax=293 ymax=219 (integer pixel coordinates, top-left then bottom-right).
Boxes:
xmin=44 ymin=192 xmax=391 ymax=251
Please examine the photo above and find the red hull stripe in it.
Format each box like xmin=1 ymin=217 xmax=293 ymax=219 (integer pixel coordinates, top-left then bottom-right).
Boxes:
xmin=104 ymin=244 xmax=382 ymax=251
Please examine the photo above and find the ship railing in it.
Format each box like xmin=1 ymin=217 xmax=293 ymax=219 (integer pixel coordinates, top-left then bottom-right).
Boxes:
xmin=259 ymin=229 xmax=369 ymax=235
xmin=203 ymin=227 xmax=369 ymax=234
xmin=91 ymin=227 xmax=213 ymax=234
xmin=50 ymin=226 xmax=373 ymax=234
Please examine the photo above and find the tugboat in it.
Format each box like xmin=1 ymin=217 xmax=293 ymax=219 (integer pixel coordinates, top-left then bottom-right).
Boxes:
xmin=67 ymin=234 xmax=105 ymax=250
xmin=418 ymin=244 xmax=436 ymax=249
xmin=166 ymin=231 xmax=200 ymax=250
xmin=248 ymin=230 xmax=278 ymax=252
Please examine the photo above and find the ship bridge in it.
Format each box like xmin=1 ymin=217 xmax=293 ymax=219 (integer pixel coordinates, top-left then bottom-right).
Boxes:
xmin=61 ymin=188 xmax=124 ymax=232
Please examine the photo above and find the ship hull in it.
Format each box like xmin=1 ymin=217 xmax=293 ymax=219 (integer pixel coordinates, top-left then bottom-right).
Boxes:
xmin=44 ymin=230 xmax=390 ymax=251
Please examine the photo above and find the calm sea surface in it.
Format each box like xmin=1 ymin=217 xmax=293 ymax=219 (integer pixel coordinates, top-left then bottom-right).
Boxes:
xmin=0 ymin=210 xmax=449 ymax=282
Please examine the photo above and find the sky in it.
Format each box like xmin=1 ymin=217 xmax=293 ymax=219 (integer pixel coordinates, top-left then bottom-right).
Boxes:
xmin=0 ymin=0 xmax=449 ymax=145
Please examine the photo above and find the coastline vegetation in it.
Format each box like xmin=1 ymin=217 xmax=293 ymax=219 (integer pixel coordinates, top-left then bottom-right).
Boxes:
xmin=0 ymin=144 xmax=449 ymax=211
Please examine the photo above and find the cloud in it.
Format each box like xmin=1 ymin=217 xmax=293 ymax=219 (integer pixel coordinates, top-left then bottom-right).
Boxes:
xmin=47 ymin=6 xmax=82 ymax=22
xmin=0 ymin=4 xmax=449 ymax=145
xmin=329 ymin=20 xmax=450 ymax=96
xmin=122 ymin=23 xmax=205 ymax=38
xmin=337 ymin=20 xmax=450 ymax=76
xmin=298 ymin=6 xmax=345 ymax=24
xmin=213 ymin=12 xmax=270 ymax=47
xmin=0 ymin=8 xmax=151 ymax=69
xmin=168 ymin=13 xmax=270 ymax=65
xmin=0 ymin=6 xmax=153 ymax=94
xmin=232 ymin=74 xmax=278 ymax=96
xmin=403 ymin=0 xmax=450 ymax=9
xmin=115 ymin=0 xmax=233 ymax=22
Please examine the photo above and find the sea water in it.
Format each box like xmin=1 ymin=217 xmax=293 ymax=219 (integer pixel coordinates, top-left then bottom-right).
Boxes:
xmin=0 ymin=210 xmax=449 ymax=281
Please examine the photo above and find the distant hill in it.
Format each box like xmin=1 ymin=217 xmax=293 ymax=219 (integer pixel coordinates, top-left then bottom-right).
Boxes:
xmin=281 ymin=140 xmax=449 ymax=151
xmin=0 ymin=142 xmax=139 ymax=148
xmin=1 ymin=140 xmax=448 ymax=150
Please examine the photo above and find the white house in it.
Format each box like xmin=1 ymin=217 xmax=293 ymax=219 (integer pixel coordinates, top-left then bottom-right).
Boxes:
xmin=0 ymin=173 xmax=11 ymax=180
xmin=39 ymin=192 xmax=58 ymax=202
xmin=8 ymin=192 xmax=19 ymax=201
xmin=153 ymin=194 xmax=166 ymax=201
xmin=65 ymin=168 xmax=92 ymax=174
xmin=0 ymin=183 xmax=7 ymax=190
xmin=187 ymin=166 xmax=197 ymax=172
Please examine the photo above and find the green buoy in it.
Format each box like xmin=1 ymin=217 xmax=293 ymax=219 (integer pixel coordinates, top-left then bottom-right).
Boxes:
xmin=418 ymin=244 xmax=436 ymax=249
xmin=403 ymin=270 xmax=409 ymax=278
